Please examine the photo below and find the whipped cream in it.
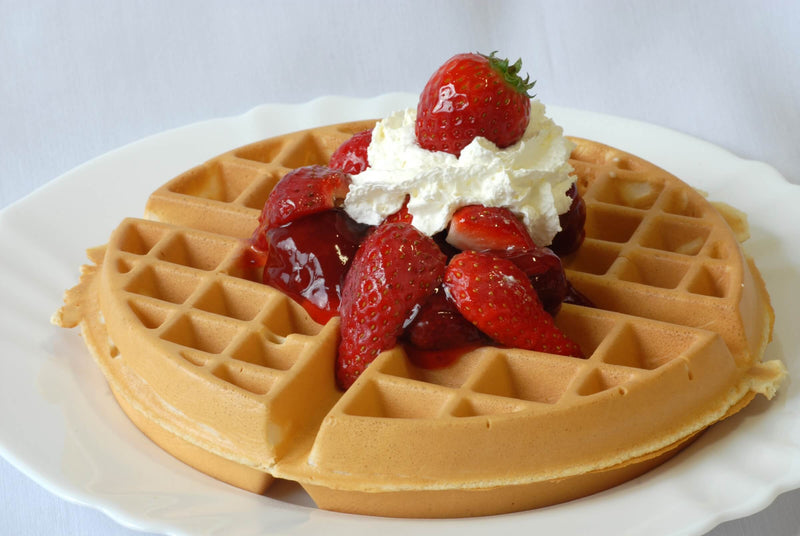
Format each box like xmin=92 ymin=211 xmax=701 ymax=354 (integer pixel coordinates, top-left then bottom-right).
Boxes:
xmin=342 ymin=101 xmax=576 ymax=247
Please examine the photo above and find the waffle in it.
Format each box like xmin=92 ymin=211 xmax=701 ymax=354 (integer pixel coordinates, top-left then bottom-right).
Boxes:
xmin=53 ymin=120 xmax=786 ymax=518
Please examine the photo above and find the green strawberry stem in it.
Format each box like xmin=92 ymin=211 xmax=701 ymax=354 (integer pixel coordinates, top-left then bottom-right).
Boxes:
xmin=483 ymin=51 xmax=536 ymax=97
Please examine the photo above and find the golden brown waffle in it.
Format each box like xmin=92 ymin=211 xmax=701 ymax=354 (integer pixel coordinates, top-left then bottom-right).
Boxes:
xmin=53 ymin=121 xmax=785 ymax=518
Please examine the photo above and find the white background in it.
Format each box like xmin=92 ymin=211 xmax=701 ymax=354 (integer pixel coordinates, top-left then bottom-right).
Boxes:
xmin=1 ymin=1 xmax=798 ymax=534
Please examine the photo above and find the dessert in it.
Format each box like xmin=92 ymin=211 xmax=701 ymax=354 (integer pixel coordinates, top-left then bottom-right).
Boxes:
xmin=53 ymin=52 xmax=786 ymax=518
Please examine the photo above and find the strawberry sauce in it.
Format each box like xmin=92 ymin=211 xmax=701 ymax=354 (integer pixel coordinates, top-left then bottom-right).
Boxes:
xmin=247 ymin=202 xmax=590 ymax=370
xmin=254 ymin=209 xmax=368 ymax=325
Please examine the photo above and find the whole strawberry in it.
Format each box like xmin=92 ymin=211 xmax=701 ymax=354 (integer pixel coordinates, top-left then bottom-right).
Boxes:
xmin=444 ymin=251 xmax=582 ymax=358
xmin=336 ymin=222 xmax=446 ymax=389
xmin=416 ymin=52 xmax=535 ymax=156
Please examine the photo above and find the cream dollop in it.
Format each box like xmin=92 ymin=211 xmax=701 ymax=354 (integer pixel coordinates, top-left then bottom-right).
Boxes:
xmin=343 ymin=101 xmax=576 ymax=247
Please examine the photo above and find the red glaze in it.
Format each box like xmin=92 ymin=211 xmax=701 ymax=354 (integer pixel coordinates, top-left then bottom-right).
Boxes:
xmin=404 ymin=344 xmax=482 ymax=370
xmin=261 ymin=210 xmax=368 ymax=324
xmin=563 ymin=280 xmax=594 ymax=308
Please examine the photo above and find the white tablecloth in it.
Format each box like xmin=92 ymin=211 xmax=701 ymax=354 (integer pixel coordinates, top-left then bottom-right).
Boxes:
xmin=2 ymin=1 xmax=798 ymax=534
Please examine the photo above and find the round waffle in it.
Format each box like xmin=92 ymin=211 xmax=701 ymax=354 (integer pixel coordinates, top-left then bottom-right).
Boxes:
xmin=53 ymin=120 xmax=785 ymax=517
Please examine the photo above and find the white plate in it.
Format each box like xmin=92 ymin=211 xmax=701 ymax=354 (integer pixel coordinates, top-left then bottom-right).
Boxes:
xmin=0 ymin=94 xmax=798 ymax=536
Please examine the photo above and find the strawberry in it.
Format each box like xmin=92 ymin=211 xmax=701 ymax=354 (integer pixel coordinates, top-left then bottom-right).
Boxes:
xmin=383 ymin=195 xmax=413 ymax=225
xmin=261 ymin=165 xmax=351 ymax=229
xmin=329 ymin=129 xmax=372 ymax=174
xmin=336 ymin=222 xmax=446 ymax=389
xmin=492 ymin=247 xmax=568 ymax=316
xmin=445 ymin=204 xmax=536 ymax=252
xmin=444 ymin=251 xmax=582 ymax=357
xmin=416 ymin=52 xmax=535 ymax=156
xmin=402 ymin=287 xmax=486 ymax=370
xmin=442 ymin=204 xmax=569 ymax=314
xmin=549 ymin=183 xmax=587 ymax=256
xmin=403 ymin=287 xmax=485 ymax=351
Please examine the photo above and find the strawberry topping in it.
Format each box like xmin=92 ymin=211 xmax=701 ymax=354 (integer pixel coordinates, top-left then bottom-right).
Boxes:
xmin=443 ymin=204 xmax=571 ymax=314
xmin=383 ymin=195 xmax=413 ymax=225
xmin=254 ymin=52 xmax=589 ymax=388
xmin=550 ymin=183 xmax=587 ymax=256
xmin=262 ymin=165 xmax=351 ymax=229
xmin=416 ymin=52 xmax=534 ymax=156
xmin=492 ymin=247 xmax=568 ymax=316
xmin=262 ymin=210 xmax=368 ymax=324
xmin=329 ymin=129 xmax=372 ymax=175
xmin=444 ymin=251 xmax=583 ymax=358
xmin=403 ymin=287 xmax=486 ymax=350
xmin=336 ymin=222 xmax=446 ymax=389
xmin=446 ymin=204 xmax=536 ymax=252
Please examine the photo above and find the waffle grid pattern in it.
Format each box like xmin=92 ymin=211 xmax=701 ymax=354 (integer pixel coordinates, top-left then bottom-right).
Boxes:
xmin=332 ymin=304 xmax=713 ymax=421
xmin=571 ymin=164 xmax=732 ymax=296
xmin=109 ymin=218 xmax=325 ymax=399
xmin=563 ymin=141 xmax=750 ymax=362
xmin=147 ymin=121 xmax=376 ymax=239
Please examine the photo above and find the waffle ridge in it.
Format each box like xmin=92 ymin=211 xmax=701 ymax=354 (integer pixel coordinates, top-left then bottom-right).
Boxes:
xmin=53 ymin=120 xmax=785 ymax=518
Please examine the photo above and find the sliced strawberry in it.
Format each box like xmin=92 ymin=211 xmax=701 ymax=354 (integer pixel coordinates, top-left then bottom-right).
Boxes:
xmin=492 ymin=246 xmax=568 ymax=316
xmin=402 ymin=287 xmax=485 ymax=369
xmin=445 ymin=204 xmax=536 ymax=252
xmin=444 ymin=251 xmax=583 ymax=357
xmin=336 ymin=222 xmax=446 ymax=389
xmin=329 ymin=129 xmax=372 ymax=174
xmin=403 ymin=287 xmax=485 ymax=350
xmin=442 ymin=204 xmax=569 ymax=314
xmin=261 ymin=165 xmax=351 ymax=229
